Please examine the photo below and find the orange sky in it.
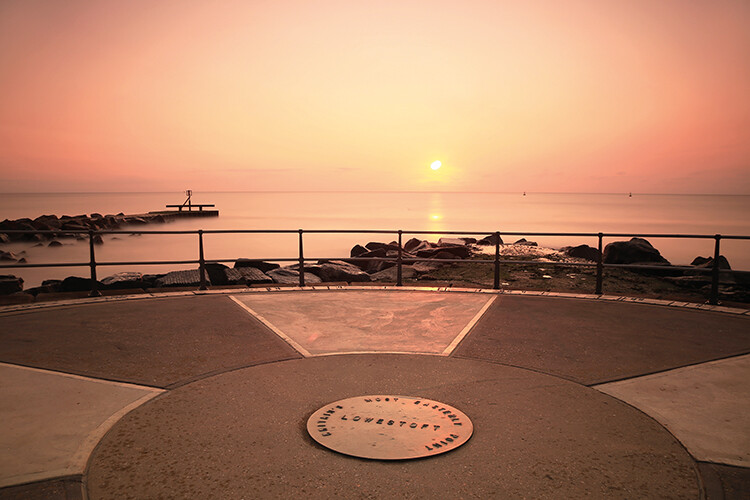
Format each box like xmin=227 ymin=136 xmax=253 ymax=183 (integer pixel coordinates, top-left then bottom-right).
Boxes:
xmin=1 ymin=0 xmax=748 ymax=193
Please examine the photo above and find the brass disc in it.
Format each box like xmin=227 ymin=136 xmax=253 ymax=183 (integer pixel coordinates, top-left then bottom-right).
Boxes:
xmin=307 ymin=395 xmax=473 ymax=460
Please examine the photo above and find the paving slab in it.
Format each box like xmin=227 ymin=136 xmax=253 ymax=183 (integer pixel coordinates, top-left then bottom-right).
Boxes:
xmin=455 ymin=294 xmax=750 ymax=385
xmin=596 ymin=354 xmax=750 ymax=467
xmin=231 ymin=290 xmax=494 ymax=356
xmin=0 ymin=363 xmax=162 ymax=488
xmin=86 ymin=355 xmax=701 ymax=499
xmin=0 ymin=295 xmax=300 ymax=388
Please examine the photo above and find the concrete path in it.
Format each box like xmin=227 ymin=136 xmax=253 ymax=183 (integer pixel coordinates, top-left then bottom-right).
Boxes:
xmin=0 ymin=288 xmax=748 ymax=499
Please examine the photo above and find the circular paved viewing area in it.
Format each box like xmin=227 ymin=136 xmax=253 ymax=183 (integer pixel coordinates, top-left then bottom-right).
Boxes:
xmin=1 ymin=287 xmax=749 ymax=499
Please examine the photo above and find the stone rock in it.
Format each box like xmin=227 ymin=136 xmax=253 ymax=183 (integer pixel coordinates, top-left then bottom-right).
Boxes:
xmin=0 ymin=275 xmax=23 ymax=294
xmin=155 ymin=269 xmax=209 ymax=288
xmin=125 ymin=217 xmax=149 ymax=225
xmin=267 ymin=268 xmax=321 ymax=285
xmin=416 ymin=245 xmax=471 ymax=259
xmin=412 ymin=261 xmax=443 ymax=274
xmin=562 ymin=244 xmax=600 ymax=262
xmin=318 ymin=260 xmax=371 ymax=282
xmin=48 ymin=240 xmax=63 ymax=247
xmin=691 ymin=255 xmax=731 ymax=269
xmin=365 ymin=241 xmax=401 ymax=252
xmin=228 ymin=267 xmax=273 ymax=285
xmin=370 ymin=265 xmax=418 ymax=282
xmin=234 ymin=259 xmax=280 ymax=273
xmin=350 ymin=245 xmax=368 ymax=257
xmin=477 ymin=234 xmax=503 ymax=245
xmin=0 ymin=250 xmax=20 ymax=261
xmin=603 ymin=238 xmax=670 ymax=265
xmin=403 ymin=238 xmax=424 ymax=253
xmin=438 ymin=238 xmax=467 ymax=247
xmin=101 ymin=272 xmax=146 ymax=289
xmin=0 ymin=233 xmax=9 ymax=243
xmin=514 ymin=238 xmax=537 ymax=246
xmin=93 ymin=234 xmax=104 ymax=245
xmin=205 ymin=263 xmax=230 ymax=286
xmin=60 ymin=276 xmax=103 ymax=292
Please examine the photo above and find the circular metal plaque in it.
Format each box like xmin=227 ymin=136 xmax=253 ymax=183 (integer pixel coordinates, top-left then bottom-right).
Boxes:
xmin=307 ymin=395 xmax=473 ymax=460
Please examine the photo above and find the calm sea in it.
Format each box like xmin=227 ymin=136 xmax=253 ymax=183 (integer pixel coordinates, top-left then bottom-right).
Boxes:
xmin=2 ymin=192 xmax=749 ymax=287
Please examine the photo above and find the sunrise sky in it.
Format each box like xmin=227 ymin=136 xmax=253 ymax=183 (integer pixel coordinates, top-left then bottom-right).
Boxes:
xmin=1 ymin=0 xmax=748 ymax=194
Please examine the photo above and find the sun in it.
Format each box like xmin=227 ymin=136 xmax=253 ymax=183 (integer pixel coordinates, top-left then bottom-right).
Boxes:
xmin=430 ymin=160 xmax=442 ymax=170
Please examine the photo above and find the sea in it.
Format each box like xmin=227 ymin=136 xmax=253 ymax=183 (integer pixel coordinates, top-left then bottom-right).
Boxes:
xmin=2 ymin=192 xmax=749 ymax=288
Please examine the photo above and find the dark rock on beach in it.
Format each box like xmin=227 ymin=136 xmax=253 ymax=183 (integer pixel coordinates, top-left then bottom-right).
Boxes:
xmin=350 ymin=244 xmax=368 ymax=257
xmin=267 ymin=267 xmax=321 ymax=285
xmin=60 ymin=276 xmax=103 ymax=292
xmin=415 ymin=245 xmax=471 ymax=259
xmin=562 ymin=244 xmax=600 ymax=262
xmin=228 ymin=267 xmax=273 ymax=285
xmin=603 ymin=238 xmax=671 ymax=265
xmin=691 ymin=255 xmax=731 ymax=270
xmin=234 ymin=259 xmax=280 ymax=273
xmin=155 ymin=269 xmax=209 ymax=288
xmin=0 ymin=275 xmax=23 ymax=294
xmin=317 ymin=260 xmax=371 ymax=282
xmin=477 ymin=233 xmax=503 ymax=245
xmin=101 ymin=272 xmax=148 ymax=290
xmin=514 ymin=238 xmax=538 ymax=246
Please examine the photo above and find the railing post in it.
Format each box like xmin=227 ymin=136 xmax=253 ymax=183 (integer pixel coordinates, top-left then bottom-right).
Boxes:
xmin=709 ymin=234 xmax=721 ymax=305
xmin=397 ymin=230 xmax=403 ymax=286
xmin=595 ymin=232 xmax=603 ymax=295
xmin=88 ymin=230 xmax=101 ymax=297
xmin=493 ymin=231 xmax=500 ymax=289
xmin=198 ymin=230 xmax=208 ymax=290
xmin=298 ymin=229 xmax=305 ymax=287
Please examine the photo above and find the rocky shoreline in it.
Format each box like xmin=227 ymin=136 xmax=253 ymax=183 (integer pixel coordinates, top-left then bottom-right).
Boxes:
xmin=2 ymin=233 xmax=748 ymax=305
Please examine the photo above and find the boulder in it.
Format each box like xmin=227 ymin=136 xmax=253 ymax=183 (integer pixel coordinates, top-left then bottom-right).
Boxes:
xmin=92 ymin=234 xmax=104 ymax=245
xmin=365 ymin=241 xmax=401 ymax=252
xmin=267 ymin=268 xmax=321 ymax=285
xmin=228 ymin=267 xmax=273 ymax=285
xmin=562 ymin=244 xmax=600 ymax=262
xmin=48 ymin=240 xmax=63 ymax=247
xmin=690 ymin=255 xmax=731 ymax=269
xmin=370 ymin=265 xmax=418 ymax=282
xmin=350 ymin=244 xmax=368 ymax=257
xmin=603 ymin=238 xmax=670 ymax=265
xmin=101 ymin=272 xmax=147 ymax=289
xmin=318 ymin=260 xmax=371 ymax=282
xmin=205 ymin=263 xmax=231 ymax=286
xmin=0 ymin=233 xmax=9 ymax=243
xmin=155 ymin=269 xmax=209 ymax=288
xmin=477 ymin=234 xmax=503 ymax=245
xmin=438 ymin=238 xmax=467 ymax=247
xmin=0 ymin=250 xmax=20 ymax=261
xmin=0 ymin=275 xmax=23 ymax=294
xmin=234 ymin=259 xmax=280 ymax=273
xmin=60 ymin=276 xmax=103 ymax=292
xmin=416 ymin=245 xmax=471 ymax=259
xmin=403 ymin=238 xmax=424 ymax=253
xmin=514 ymin=238 xmax=537 ymax=246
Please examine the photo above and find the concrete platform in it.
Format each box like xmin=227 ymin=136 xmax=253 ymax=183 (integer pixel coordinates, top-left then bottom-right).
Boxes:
xmin=0 ymin=288 xmax=749 ymax=499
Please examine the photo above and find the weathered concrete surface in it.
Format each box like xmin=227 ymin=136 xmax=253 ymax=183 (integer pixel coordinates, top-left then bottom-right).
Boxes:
xmin=455 ymin=294 xmax=750 ymax=385
xmin=231 ymin=291 xmax=494 ymax=355
xmin=86 ymin=355 xmax=701 ymax=500
xmin=0 ymin=363 xmax=162 ymax=488
xmin=596 ymin=354 xmax=750 ymax=467
xmin=0 ymin=295 xmax=300 ymax=387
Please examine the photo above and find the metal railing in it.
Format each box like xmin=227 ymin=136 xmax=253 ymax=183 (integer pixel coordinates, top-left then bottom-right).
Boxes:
xmin=1 ymin=228 xmax=748 ymax=305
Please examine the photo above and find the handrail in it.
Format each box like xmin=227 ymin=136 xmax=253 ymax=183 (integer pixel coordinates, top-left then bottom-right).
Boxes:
xmin=1 ymin=228 xmax=748 ymax=304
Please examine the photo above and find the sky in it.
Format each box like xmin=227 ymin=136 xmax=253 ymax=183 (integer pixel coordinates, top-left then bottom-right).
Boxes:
xmin=0 ymin=0 xmax=748 ymax=194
